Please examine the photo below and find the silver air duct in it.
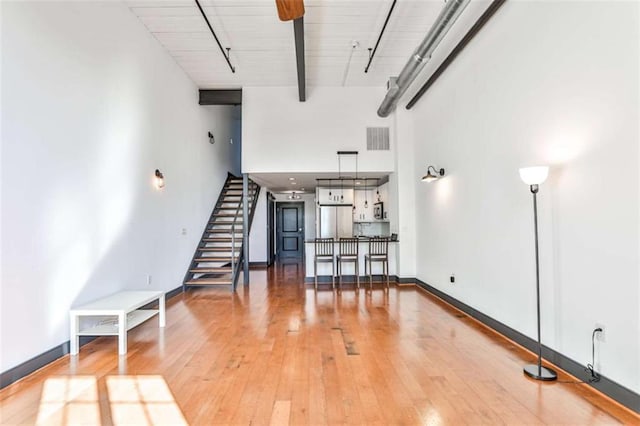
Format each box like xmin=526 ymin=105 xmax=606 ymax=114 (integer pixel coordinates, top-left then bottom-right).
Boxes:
xmin=377 ymin=0 xmax=470 ymax=117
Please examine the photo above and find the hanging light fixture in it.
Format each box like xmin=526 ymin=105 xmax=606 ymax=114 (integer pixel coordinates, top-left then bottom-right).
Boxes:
xmin=364 ymin=178 xmax=369 ymax=209
xmin=376 ymin=178 xmax=381 ymax=202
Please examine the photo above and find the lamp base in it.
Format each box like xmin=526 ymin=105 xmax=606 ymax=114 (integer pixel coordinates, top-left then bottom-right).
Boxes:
xmin=523 ymin=364 xmax=557 ymax=381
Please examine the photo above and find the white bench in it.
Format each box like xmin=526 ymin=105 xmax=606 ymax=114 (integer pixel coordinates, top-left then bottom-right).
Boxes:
xmin=69 ymin=290 xmax=165 ymax=355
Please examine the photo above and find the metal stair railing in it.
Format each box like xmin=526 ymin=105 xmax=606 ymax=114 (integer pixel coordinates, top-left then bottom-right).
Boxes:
xmin=230 ymin=191 xmax=244 ymax=286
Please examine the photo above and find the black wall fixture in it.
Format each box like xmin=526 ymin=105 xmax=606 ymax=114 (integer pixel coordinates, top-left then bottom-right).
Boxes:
xmin=406 ymin=0 xmax=506 ymax=110
xmin=194 ymin=0 xmax=236 ymax=73
xmin=293 ymin=17 xmax=306 ymax=101
xmin=199 ymin=89 xmax=242 ymax=105
xmin=365 ymin=0 xmax=397 ymax=73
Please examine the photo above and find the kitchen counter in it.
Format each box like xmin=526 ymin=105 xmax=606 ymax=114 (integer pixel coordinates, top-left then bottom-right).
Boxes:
xmin=304 ymin=238 xmax=398 ymax=279
xmin=304 ymin=237 xmax=399 ymax=243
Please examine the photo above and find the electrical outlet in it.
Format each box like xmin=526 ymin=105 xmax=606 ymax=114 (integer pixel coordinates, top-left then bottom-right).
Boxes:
xmin=450 ymin=274 xmax=455 ymax=284
xmin=595 ymin=324 xmax=606 ymax=342
xmin=146 ymin=274 xmax=152 ymax=286
xmin=181 ymin=228 xmax=187 ymax=236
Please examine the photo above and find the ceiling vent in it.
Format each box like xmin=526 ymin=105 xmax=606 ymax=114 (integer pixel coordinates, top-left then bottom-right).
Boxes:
xmin=366 ymin=127 xmax=390 ymax=150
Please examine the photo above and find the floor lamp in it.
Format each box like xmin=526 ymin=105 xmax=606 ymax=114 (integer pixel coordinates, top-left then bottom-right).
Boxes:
xmin=519 ymin=166 xmax=557 ymax=381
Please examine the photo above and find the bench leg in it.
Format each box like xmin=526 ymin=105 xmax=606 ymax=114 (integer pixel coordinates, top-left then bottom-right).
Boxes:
xmin=159 ymin=294 xmax=166 ymax=327
xmin=69 ymin=314 xmax=79 ymax=355
xmin=118 ymin=312 xmax=127 ymax=356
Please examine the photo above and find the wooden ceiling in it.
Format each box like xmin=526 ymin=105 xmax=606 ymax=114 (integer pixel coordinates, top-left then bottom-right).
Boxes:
xmin=125 ymin=0 xmax=463 ymax=89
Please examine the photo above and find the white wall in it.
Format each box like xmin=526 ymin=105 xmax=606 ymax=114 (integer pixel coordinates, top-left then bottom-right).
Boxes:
xmin=406 ymin=2 xmax=639 ymax=393
xmin=242 ymin=87 xmax=394 ymax=174
xmin=249 ymin=189 xmax=267 ymax=263
xmin=1 ymin=2 xmax=238 ymax=373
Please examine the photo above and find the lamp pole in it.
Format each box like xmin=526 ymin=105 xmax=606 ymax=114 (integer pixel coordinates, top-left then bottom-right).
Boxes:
xmin=522 ymin=181 xmax=557 ymax=381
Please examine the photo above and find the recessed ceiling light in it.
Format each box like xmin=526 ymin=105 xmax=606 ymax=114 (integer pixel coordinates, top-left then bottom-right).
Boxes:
xmin=300 ymin=187 xmax=305 ymax=191
xmin=355 ymin=181 xmax=361 ymax=185
xmin=289 ymin=177 xmax=295 ymax=181
xmin=291 ymin=182 xmax=297 ymax=185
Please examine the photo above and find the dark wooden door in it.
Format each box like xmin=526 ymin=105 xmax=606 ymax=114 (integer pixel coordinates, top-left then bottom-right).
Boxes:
xmin=276 ymin=202 xmax=304 ymax=259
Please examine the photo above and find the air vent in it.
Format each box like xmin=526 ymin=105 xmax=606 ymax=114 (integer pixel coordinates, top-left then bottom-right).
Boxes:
xmin=366 ymin=127 xmax=390 ymax=150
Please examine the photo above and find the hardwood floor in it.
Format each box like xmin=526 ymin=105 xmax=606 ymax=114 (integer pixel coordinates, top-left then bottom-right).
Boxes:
xmin=1 ymin=261 xmax=638 ymax=425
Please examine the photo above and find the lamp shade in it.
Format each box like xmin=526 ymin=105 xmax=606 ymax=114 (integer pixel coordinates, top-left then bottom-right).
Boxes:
xmin=421 ymin=173 xmax=439 ymax=183
xmin=519 ymin=166 xmax=548 ymax=185
xmin=421 ymin=166 xmax=445 ymax=183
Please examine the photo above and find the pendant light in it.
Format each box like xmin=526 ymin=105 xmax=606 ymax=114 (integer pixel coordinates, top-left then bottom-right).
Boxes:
xmin=364 ymin=179 xmax=369 ymax=209
xmin=376 ymin=178 xmax=380 ymax=202
xmin=328 ymin=179 xmax=332 ymax=200
xmin=338 ymin=155 xmax=344 ymax=202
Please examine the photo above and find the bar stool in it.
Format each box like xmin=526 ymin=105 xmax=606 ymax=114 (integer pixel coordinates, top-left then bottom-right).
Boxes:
xmin=365 ymin=237 xmax=390 ymax=289
xmin=337 ymin=237 xmax=359 ymax=289
xmin=314 ymin=238 xmax=335 ymax=290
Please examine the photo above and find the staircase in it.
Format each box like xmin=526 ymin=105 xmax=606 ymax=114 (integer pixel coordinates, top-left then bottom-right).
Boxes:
xmin=183 ymin=174 xmax=261 ymax=291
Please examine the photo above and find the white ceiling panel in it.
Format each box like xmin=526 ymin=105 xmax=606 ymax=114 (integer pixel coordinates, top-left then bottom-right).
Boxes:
xmin=126 ymin=0 xmax=491 ymax=89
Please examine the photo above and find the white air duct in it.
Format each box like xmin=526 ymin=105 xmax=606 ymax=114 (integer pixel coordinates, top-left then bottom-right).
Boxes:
xmin=377 ymin=0 xmax=470 ymax=117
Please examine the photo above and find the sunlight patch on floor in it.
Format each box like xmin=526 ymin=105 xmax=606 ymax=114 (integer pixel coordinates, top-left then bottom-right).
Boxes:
xmin=107 ymin=375 xmax=187 ymax=426
xmin=36 ymin=376 xmax=99 ymax=425
xmin=35 ymin=375 xmax=186 ymax=425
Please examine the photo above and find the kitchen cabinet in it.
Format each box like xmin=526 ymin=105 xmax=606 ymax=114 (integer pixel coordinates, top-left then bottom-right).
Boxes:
xmin=316 ymin=187 xmax=353 ymax=205
xmin=352 ymin=189 xmax=376 ymax=222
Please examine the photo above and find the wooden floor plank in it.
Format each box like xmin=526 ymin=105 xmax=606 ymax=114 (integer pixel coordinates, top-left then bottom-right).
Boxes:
xmin=0 ymin=263 xmax=638 ymax=425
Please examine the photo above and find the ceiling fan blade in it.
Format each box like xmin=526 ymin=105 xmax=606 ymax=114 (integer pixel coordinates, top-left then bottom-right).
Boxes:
xmin=275 ymin=0 xmax=305 ymax=21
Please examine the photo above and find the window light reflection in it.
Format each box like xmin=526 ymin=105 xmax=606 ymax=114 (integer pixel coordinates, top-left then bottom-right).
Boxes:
xmin=35 ymin=375 xmax=187 ymax=426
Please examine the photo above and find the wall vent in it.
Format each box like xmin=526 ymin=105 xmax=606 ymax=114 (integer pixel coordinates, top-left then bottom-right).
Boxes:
xmin=366 ymin=127 xmax=390 ymax=150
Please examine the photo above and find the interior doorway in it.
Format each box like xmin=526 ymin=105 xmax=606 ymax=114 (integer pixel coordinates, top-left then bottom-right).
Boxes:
xmin=275 ymin=202 xmax=305 ymax=259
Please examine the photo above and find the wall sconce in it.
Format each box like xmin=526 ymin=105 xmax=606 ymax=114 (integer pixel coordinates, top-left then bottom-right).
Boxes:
xmin=208 ymin=131 xmax=215 ymax=145
xmin=421 ymin=166 xmax=445 ymax=182
xmin=155 ymin=169 xmax=165 ymax=189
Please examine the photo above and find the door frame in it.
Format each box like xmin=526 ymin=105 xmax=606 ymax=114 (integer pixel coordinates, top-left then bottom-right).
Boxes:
xmin=267 ymin=192 xmax=276 ymax=266
xmin=275 ymin=201 xmax=305 ymax=259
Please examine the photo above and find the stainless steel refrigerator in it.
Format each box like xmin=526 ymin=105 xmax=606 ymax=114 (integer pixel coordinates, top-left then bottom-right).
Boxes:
xmin=317 ymin=205 xmax=353 ymax=239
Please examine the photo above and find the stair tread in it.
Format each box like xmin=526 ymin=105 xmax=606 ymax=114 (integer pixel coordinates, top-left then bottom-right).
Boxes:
xmin=186 ymin=278 xmax=232 ymax=285
xmin=189 ymin=267 xmax=232 ymax=273
xmin=198 ymin=247 xmax=240 ymax=252
xmin=194 ymin=257 xmax=235 ymax=262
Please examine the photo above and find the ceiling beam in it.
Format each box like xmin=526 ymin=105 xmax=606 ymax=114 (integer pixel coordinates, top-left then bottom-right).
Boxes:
xmin=293 ymin=17 xmax=306 ymax=102
xmin=199 ymin=90 xmax=242 ymax=105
